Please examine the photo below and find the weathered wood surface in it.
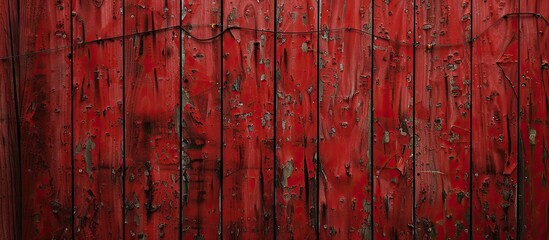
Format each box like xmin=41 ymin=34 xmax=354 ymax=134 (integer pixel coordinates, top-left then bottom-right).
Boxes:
xmin=72 ymin=0 xmax=124 ymax=238
xmin=0 ymin=0 xmax=19 ymax=239
xmin=372 ymin=0 xmax=414 ymax=238
xmin=519 ymin=0 xmax=549 ymax=239
xmin=414 ymin=0 xmax=472 ymax=239
xmin=472 ymin=0 xmax=519 ymax=239
xmin=275 ymin=0 xmax=318 ymax=238
xmin=0 ymin=0 xmax=548 ymax=239
xmin=16 ymin=0 xmax=74 ymax=238
xmin=319 ymin=0 xmax=372 ymax=239
xmin=222 ymin=0 xmax=275 ymax=238
xmin=123 ymin=0 xmax=181 ymax=239
xmin=181 ymin=0 xmax=221 ymax=239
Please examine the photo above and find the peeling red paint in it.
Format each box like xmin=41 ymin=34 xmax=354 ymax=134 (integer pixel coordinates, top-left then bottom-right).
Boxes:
xmin=1 ymin=0 xmax=549 ymax=239
xmin=472 ymin=0 xmax=518 ymax=239
xmin=222 ymin=0 xmax=275 ymax=238
xmin=319 ymin=0 xmax=373 ymax=239
xmin=124 ymin=0 xmax=180 ymax=239
xmin=519 ymin=1 xmax=549 ymax=238
xmin=275 ymin=0 xmax=318 ymax=238
xmin=373 ymin=0 xmax=414 ymax=238
xmin=72 ymin=0 xmax=124 ymax=238
xmin=16 ymin=0 xmax=73 ymax=238
xmin=181 ymin=0 xmax=222 ymax=239
xmin=414 ymin=0 xmax=472 ymax=239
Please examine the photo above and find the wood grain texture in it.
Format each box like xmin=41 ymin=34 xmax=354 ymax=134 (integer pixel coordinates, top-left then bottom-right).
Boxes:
xmin=275 ymin=0 xmax=318 ymax=238
xmin=72 ymin=0 xmax=124 ymax=239
xmin=16 ymin=0 xmax=73 ymax=238
xmin=123 ymin=0 xmax=180 ymax=238
xmin=0 ymin=0 xmax=19 ymax=238
xmin=471 ymin=0 xmax=519 ymax=239
xmin=222 ymin=0 xmax=275 ymax=238
xmin=318 ymin=1 xmax=372 ymax=239
xmin=414 ymin=0 xmax=472 ymax=239
xmin=181 ymin=0 xmax=221 ymax=239
xmin=372 ymin=0 xmax=414 ymax=238
xmin=519 ymin=1 xmax=549 ymax=238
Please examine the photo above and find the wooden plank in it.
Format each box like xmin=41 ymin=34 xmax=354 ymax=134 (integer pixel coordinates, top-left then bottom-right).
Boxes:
xmin=275 ymin=0 xmax=318 ymax=239
xmin=72 ymin=0 xmax=124 ymax=238
xmin=372 ymin=0 xmax=414 ymax=238
xmin=222 ymin=0 xmax=275 ymax=238
xmin=180 ymin=1 xmax=222 ymax=239
xmin=123 ymin=0 xmax=180 ymax=239
xmin=0 ymin=0 xmax=19 ymax=238
xmin=16 ymin=0 xmax=73 ymax=238
xmin=519 ymin=1 xmax=549 ymax=238
xmin=318 ymin=0 xmax=372 ymax=239
xmin=471 ymin=0 xmax=519 ymax=239
xmin=414 ymin=0 xmax=472 ymax=238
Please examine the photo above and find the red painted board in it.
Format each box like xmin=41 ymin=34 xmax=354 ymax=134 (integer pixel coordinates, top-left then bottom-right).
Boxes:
xmin=16 ymin=0 xmax=73 ymax=238
xmin=124 ymin=0 xmax=180 ymax=239
xmin=181 ymin=1 xmax=222 ymax=239
xmin=222 ymin=0 xmax=275 ymax=238
xmin=519 ymin=1 xmax=549 ymax=238
xmin=414 ymin=0 xmax=472 ymax=239
xmin=0 ymin=1 xmax=19 ymax=239
xmin=471 ymin=0 xmax=519 ymax=239
xmin=372 ymin=0 xmax=414 ymax=238
xmin=318 ymin=0 xmax=372 ymax=239
xmin=72 ymin=0 xmax=124 ymax=239
xmin=275 ymin=0 xmax=318 ymax=239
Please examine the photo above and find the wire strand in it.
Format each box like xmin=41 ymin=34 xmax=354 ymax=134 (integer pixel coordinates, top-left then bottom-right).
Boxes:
xmin=1 ymin=12 xmax=547 ymax=60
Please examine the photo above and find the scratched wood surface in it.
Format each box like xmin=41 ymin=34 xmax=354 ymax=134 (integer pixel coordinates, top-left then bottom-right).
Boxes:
xmin=471 ymin=0 xmax=519 ymax=239
xmin=319 ymin=0 xmax=372 ymax=239
xmin=180 ymin=0 xmax=222 ymax=239
xmin=2 ymin=0 xmax=549 ymax=239
xmin=15 ymin=0 xmax=74 ymax=238
xmin=519 ymin=1 xmax=549 ymax=239
xmin=123 ymin=0 xmax=180 ymax=239
xmin=222 ymin=0 xmax=276 ymax=238
xmin=275 ymin=0 xmax=318 ymax=238
xmin=372 ymin=0 xmax=414 ymax=238
xmin=72 ymin=0 xmax=124 ymax=238
xmin=0 ymin=1 xmax=19 ymax=239
xmin=414 ymin=0 xmax=472 ymax=239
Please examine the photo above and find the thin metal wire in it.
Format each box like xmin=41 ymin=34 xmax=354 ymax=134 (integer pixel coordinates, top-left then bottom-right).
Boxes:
xmin=1 ymin=12 xmax=547 ymax=61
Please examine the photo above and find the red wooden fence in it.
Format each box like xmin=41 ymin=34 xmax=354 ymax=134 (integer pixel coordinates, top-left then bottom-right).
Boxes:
xmin=0 ymin=0 xmax=548 ymax=239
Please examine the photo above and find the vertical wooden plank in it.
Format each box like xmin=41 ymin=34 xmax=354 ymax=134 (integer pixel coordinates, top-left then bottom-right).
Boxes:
xmin=275 ymin=0 xmax=318 ymax=238
xmin=318 ymin=0 xmax=372 ymax=239
xmin=414 ymin=0 xmax=472 ymax=238
xmin=372 ymin=0 xmax=414 ymax=238
xmin=181 ymin=0 xmax=222 ymax=239
xmin=0 ymin=0 xmax=19 ymax=238
xmin=72 ymin=0 xmax=124 ymax=238
xmin=519 ymin=1 xmax=549 ymax=238
xmin=17 ymin=0 xmax=73 ymax=238
xmin=222 ymin=0 xmax=275 ymax=238
xmin=471 ymin=0 xmax=519 ymax=239
xmin=123 ymin=0 xmax=180 ymax=238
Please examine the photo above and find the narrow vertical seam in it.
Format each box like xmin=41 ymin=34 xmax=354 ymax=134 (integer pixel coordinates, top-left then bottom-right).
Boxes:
xmin=7 ymin=0 xmax=22 ymax=239
xmin=516 ymin=0 xmax=522 ymax=239
xmin=370 ymin=0 xmax=375 ymax=238
xmin=69 ymin=0 xmax=75 ymax=238
xmin=468 ymin=2 xmax=473 ymax=239
xmin=412 ymin=0 xmax=417 ymax=239
xmin=122 ymin=0 xmax=126 ymax=238
xmin=219 ymin=0 xmax=224 ymax=238
xmin=178 ymin=0 xmax=183 ymax=239
xmin=315 ymin=0 xmax=321 ymax=238
xmin=273 ymin=0 xmax=278 ymax=238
